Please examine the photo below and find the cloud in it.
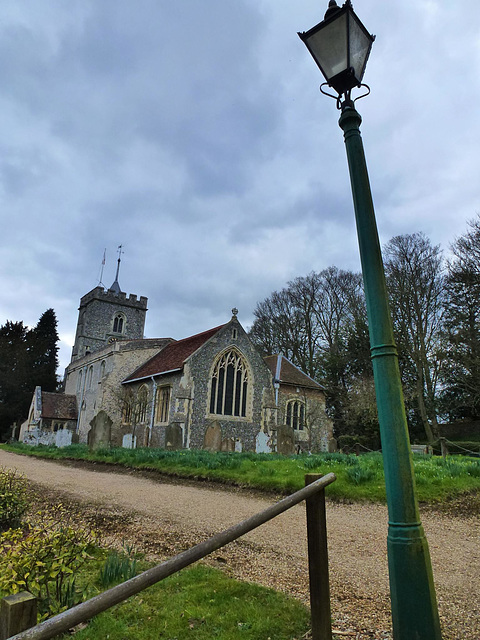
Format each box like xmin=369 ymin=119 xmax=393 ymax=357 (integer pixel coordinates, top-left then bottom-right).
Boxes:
xmin=0 ymin=0 xmax=479 ymax=373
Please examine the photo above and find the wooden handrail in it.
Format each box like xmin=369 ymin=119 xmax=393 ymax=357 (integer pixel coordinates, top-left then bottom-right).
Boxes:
xmin=7 ymin=473 xmax=336 ymax=640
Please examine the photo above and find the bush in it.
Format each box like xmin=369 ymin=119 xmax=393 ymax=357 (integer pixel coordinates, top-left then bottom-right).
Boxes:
xmin=0 ymin=468 xmax=29 ymax=531
xmin=0 ymin=506 xmax=96 ymax=619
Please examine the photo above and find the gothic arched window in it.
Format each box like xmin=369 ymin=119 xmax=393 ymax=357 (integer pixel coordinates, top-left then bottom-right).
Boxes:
xmin=113 ymin=313 xmax=125 ymax=334
xmin=286 ymin=400 xmax=305 ymax=431
xmin=155 ymin=386 xmax=171 ymax=424
xmin=209 ymin=349 xmax=249 ymax=417
xmin=87 ymin=366 xmax=94 ymax=389
xmin=137 ymin=385 xmax=149 ymax=423
xmin=122 ymin=389 xmax=133 ymax=424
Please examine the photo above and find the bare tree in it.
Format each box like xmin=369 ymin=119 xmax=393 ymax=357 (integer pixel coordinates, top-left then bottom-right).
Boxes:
xmin=384 ymin=233 xmax=446 ymax=442
xmin=250 ymin=267 xmax=370 ymax=435
xmin=250 ymin=275 xmax=322 ymax=378
xmin=440 ymin=216 xmax=480 ymax=420
xmin=118 ymin=384 xmax=151 ymax=447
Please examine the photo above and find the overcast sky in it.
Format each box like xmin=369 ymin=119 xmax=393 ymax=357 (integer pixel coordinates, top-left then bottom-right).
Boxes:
xmin=1 ymin=0 xmax=479 ymax=372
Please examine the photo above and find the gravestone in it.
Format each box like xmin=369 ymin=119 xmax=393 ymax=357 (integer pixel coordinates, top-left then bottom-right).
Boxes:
xmin=203 ymin=421 xmax=222 ymax=451
xmin=122 ymin=433 xmax=136 ymax=449
xmin=165 ymin=423 xmax=183 ymax=450
xmin=256 ymin=430 xmax=272 ymax=454
xmin=221 ymin=437 xmax=235 ymax=452
xmin=55 ymin=428 xmax=73 ymax=448
xmin=276 ymin=425 xmax=295 ymax=455
xmin=88 ymin=411 xmax=112 ymax=450
xmin=328 ymin=437 xmax=338 ymax=453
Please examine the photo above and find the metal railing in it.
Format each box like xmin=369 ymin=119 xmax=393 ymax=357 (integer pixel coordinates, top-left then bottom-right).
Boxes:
xmin=5 ymin=473 xmax=336 ymax=640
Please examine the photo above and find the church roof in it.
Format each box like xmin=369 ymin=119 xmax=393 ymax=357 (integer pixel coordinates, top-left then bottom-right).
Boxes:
xmin=41 ymin=392 xmax=78 ymax=420
xmin=264 ymin=354 xmax=325 ymax=391
xmin=123 ymin=325 xmax=225 ymax=383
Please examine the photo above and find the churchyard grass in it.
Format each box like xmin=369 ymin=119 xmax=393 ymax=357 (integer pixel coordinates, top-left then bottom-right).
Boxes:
xmin=3 ymin=442 xmax=480 ymax=504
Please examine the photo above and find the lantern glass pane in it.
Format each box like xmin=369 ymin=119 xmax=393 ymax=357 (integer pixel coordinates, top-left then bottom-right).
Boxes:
xmin=349 ymin=14 xmax=372 ymax=83
xmin=306 ymin=13 xmax=347 ymax=81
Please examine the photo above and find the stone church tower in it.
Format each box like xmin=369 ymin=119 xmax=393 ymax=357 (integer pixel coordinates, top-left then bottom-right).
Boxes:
xmin=71 ymin=254 xmax=148 ymax=362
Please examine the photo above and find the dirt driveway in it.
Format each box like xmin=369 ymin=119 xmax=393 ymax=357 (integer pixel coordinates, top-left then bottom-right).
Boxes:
xmin=0 ymin=449 xmax=478 ymax=639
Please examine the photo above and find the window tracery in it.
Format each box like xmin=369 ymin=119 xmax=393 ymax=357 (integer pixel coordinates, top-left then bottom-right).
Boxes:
xmin=155 ymin=386 xmax=171 ymax=424
xmin=209 ymin=349 xmax=249 ymax=417
xmin=113 ymin=313 xmax=125 ymax=334
xmin=286 ymin=400 xmax=305 ymax=430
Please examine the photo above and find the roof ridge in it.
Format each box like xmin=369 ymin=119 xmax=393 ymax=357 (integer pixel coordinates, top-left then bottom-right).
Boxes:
xmin=280 ymin=354 xmax=322 ymax=386
xmin=122 ymin=324 xmax=226 ymax=383
xmin=173 ymin=324 xmax=226 ymax=344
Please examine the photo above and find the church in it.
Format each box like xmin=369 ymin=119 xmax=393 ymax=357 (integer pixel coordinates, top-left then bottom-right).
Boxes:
xmin=20 ymin=270 xmax=334 ymax=454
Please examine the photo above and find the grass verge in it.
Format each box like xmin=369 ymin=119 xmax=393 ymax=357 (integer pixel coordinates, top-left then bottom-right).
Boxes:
xmin=3 ymin=442 xmax=480 ymax=505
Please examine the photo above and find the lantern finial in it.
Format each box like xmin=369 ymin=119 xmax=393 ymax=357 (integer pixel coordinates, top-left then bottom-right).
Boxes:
xmin=324 ymin=1 xmax=341 ymax=20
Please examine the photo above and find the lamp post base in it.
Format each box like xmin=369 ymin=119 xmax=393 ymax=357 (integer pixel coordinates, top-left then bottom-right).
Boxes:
xmin=388 ymin=523 xmax=442 ymax=639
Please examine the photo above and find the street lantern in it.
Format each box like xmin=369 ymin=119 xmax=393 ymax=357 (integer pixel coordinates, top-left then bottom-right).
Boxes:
xmin=298 ymin=0 xmax=375 ymax=96
xmin=298 ymin=3 xmax=442 ymax=640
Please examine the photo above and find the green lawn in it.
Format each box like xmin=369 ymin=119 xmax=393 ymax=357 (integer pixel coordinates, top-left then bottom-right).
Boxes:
xmin=72 ymin=563 xmax=310 ymax=640
xmin=0 ymin=538 xmax=310 ymax=640
xmin=3 ymin=442 xmax=480 ymax=504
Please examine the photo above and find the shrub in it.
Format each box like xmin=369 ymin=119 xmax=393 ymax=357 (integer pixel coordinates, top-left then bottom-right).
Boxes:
xmin=0 ymin=468 xmax=29 ymax=531
xmin=0 ymin=506 xmax=96 ymax=619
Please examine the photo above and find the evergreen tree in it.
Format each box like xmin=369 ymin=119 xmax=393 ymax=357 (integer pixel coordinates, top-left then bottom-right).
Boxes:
xmin=0 ymin=309 xmax=60 ymax=438
xmin=0 ymin=321 xmax=31 ymax=438
xmin=29 ymin=308 xmax=59 ymax=392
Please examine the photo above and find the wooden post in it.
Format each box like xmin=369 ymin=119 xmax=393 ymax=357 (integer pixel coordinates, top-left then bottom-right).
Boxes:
xmin=0 ymin=592 xmax=37 ymax=640
xmin=440 ymin=437 xmax=448 ymax=460
xmin=355 ymin=443 xmax=360 ymax=456
xmin=305 ymin=474 xmax=332 ymax=640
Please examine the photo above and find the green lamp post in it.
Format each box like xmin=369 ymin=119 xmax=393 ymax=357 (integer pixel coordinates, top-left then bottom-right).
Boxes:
xmin=298 ymin=2 xmax=442 ymax=639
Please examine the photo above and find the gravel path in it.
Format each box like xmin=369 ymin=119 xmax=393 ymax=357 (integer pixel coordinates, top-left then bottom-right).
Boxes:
xmin=0 ymin=449 xmax=478 ymax=639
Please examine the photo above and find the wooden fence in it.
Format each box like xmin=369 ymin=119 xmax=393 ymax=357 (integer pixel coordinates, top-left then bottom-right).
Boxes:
xmin=1 ymin=473 xmax=336 ymax=640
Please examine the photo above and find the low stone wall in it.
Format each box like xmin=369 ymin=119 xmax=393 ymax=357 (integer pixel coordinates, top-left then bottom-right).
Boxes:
xmin=23 ymin=427 xmax=73 ymax=448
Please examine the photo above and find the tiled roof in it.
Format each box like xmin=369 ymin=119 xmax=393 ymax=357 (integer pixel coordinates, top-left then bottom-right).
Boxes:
xmin=123 ymin=325 xmax=225 ymax=382
xmin=41 ymin=392 xmax=78 ymax=420
xmin=264 ymin=354 xmax=324 ymax=390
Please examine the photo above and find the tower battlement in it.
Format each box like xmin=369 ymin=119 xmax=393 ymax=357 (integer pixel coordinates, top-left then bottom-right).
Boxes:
xmin=79 ymin=286 xmax=148 ymax=311
xmin=72 ymin=284 xmax=148 ymax=362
